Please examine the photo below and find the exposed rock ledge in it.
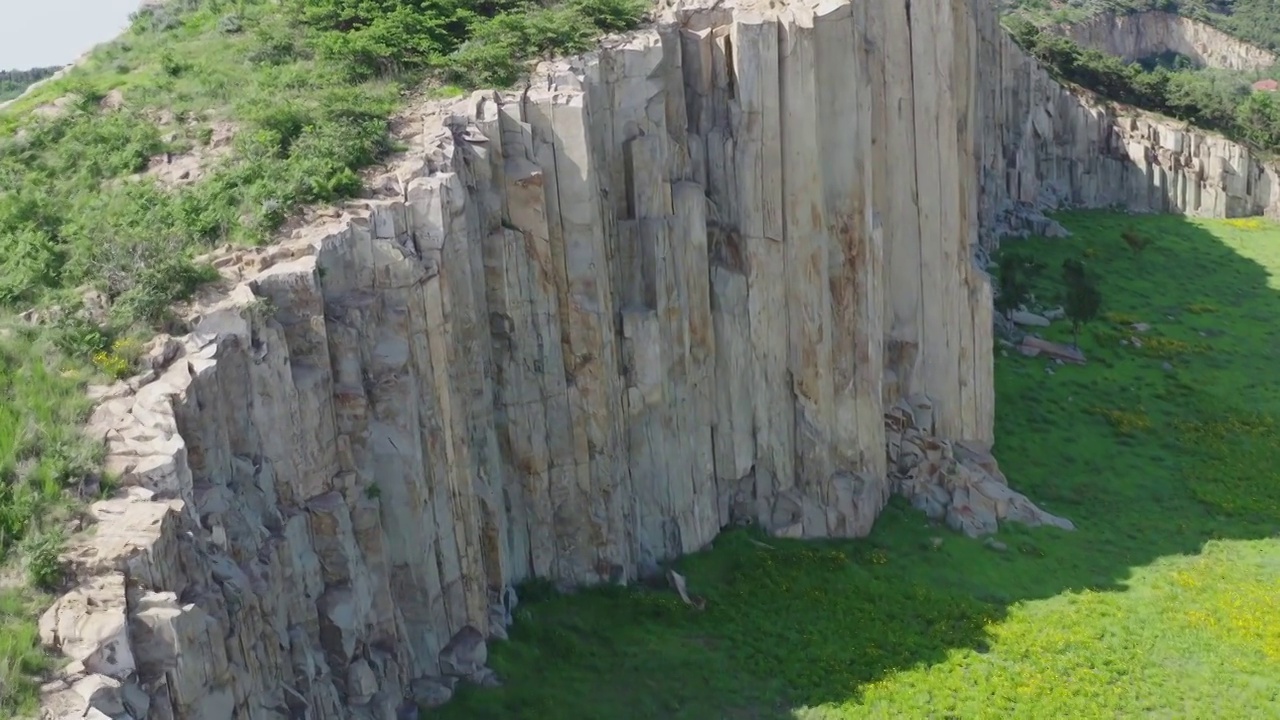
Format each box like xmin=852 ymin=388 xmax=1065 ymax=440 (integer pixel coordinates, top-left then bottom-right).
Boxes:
xmin=1054 ymin=11 xmax=1276 ymax=71
xmin=35 ymin=1 xmax=1079 ymax=718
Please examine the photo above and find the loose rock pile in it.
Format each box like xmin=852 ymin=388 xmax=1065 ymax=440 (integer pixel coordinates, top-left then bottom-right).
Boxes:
xmin=886 ymin=396 xmax=1075 ymax=537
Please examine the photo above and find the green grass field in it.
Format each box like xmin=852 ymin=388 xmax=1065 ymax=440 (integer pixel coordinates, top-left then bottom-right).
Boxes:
xmin=432 ymin=211 xmax=1280 ymax=719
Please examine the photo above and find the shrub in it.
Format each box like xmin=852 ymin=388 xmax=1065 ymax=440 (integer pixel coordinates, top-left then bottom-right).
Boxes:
xmin=218 ymin=13 xmax=244 ymax=34
xmin=995 ymin=253 xmax=1044 ymax=319
xmin=1062 ymin=258 xmax=1102 ymax=348
xmin=19 ymin=531 xmax=65 ymax=591
xmin=1089 ymin=406 xmax=1152 ymax=436
xmin=288 ymin=0 xmax=647 ymax=82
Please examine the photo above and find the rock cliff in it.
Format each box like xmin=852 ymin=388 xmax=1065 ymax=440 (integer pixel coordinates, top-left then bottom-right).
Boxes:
xmin=1055 ymin=11 xmax=1276 ymax=71
xmin=25 ymin=1 xmax=1149 ymax=718
xmin=978 ymin=21 xmax=1280 ymax=243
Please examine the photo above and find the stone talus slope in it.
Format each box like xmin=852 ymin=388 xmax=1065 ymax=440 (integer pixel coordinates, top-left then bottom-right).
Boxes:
xmin=36 ymin=2 xmax=1082 ymax=719
xmin=1057 ymin=11 xmax=1276 ymax=71
xmin=979 ymin=18 xmax=1280 ymax=240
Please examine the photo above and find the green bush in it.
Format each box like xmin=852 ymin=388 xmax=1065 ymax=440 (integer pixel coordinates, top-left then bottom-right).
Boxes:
xmin=20 ymin=531 xmax=65 ymax=591
xmin=287 ymin=0 xmax=648 ymax=82
xmin=0 ymin=67 xmax=61 ymax=103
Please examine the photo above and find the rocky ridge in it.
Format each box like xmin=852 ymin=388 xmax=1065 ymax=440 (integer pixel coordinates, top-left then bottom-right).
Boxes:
xmin=1055 ymin=10 xmax=1276 ymax=71
xmin=978 ymin=20 xmax=1280 ymax=244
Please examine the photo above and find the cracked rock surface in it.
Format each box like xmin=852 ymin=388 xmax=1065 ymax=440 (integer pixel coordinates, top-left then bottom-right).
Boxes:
xmin=24 ymin=1 xmax=1113 ymax=718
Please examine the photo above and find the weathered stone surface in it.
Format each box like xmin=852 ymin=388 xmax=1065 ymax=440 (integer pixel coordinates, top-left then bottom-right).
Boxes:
xmin=438 ymin=626 xmax=487 ymax=678
xmin=38 ymin=573 xmax=134 ymax=680
xmin=35 ymin=1 xmax=1107 ymax=718
xmin=1011 ymin=310 xmax=1050 ymax=328
xmin=886 ymin=396 xmax=1075 ymax=538
xmin=408 ymin=677 xmax=453 ymax=710
xmin=1055 ymin=11 xmax=1276 ymax=71
xmin=71 ymin=675 xmax=125 ymax=717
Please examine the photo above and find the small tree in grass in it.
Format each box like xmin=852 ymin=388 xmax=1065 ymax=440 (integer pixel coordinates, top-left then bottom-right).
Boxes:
xmin=995 ymin=253 xmax=1042 ymax=320
xmin=1121 ymin=226 xmax=1152 ymax=258
xmin=1062 ymin=258 xmax=1102 ymax=350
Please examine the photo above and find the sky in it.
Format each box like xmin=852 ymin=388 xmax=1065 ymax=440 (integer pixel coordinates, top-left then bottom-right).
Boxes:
xmin=0 ymin=0 xmax=140 ymax=70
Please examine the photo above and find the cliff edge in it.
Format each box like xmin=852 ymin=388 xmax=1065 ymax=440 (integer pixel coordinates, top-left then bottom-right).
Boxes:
xmin=1055 ymin=10 xmax=1276 ymax=71
xmin=38 ymin=0 xmax=1278 ymax=718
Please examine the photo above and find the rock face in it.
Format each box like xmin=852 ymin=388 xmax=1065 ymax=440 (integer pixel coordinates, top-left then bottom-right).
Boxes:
xmin=886 ymin=396 xmax=1073 ymax=538
xmin=37 ymin=1 xmax=1116 ymax=718
xmin=1056 ymin=11 xmax=1276 ymax=71
xmin=977 ymin=20 xmax=1280 ymax=244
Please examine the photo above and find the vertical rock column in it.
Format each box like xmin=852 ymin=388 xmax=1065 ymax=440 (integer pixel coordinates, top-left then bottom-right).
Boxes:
xmin=814 ymin=0 xmax=889 ymax=506
xmin=593 ymin=29 xmax=721 ymax=566
xmin=436 ymin=117 xmax=515 ymax=601
xmin=779 ymin=7 xmax=836 ymax=514
xmin=680 ymin=21 xmax=756 ymax=529
xmin=864 ymin=0 xmax=992 ymax=444
xmin=484 ymin=101 xmax=573 ymax=584
xmin=249 ymin=257 xmax=352 ymax=717
xmin=867 ymin=1 xmax=924 ymax=409
xmin=909 ymin=0 xmax=965 ymax=438
xmin=518 ymin=81 xmax=634 ymax=584
xmin=732 ymin=12 xmax=794 ymax=510
xmin=956 ymin=0 xmax=995 ymax=443
xmin=402 ymin=175 xmax=492 ymax=637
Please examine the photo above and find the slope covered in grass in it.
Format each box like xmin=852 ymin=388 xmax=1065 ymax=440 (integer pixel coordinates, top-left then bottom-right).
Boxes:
xmin=0 ymin=0 xmax=648 ymax=714
xmin=430 ymin=211 xmax=1280 ymax=719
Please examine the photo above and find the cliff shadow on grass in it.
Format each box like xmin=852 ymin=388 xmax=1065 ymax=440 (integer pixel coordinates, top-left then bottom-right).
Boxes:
xmin=428 ymin=211 xmax=1280 ymax=719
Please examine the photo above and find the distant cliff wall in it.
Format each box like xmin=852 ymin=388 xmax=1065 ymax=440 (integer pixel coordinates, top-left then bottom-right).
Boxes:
xmin=1056 ymin=11 xmax=1275 ymax=70
xmin=978 ymin=14 xmax=1280 ymax=243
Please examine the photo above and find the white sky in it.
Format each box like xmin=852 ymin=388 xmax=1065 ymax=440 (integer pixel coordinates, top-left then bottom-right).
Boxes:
xmin=0 ymin=0 xmax=140 ymax=70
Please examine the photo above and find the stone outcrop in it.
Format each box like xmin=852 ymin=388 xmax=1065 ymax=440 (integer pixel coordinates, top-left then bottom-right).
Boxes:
xmin=34 ymin=1 xmax=1115 ymax=718
xmin=886 ymin=396 xmax=1073 ymax=538
xmin=977 ymin=20 xmax=1280 ymax=245
xmin=1056 ymin=11 xmax=1276 ymax=71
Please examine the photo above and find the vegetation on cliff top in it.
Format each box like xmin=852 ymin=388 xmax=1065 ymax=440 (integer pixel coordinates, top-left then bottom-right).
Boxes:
xmin=1006 ymin=19 xmax=1280 ymax=155
xmin=435 ymin=211 xmax=1280 ymax=718
xmin=0 ymin=0 xmax=646 ymax=714
xmin=1001 ymin=1 xmax=1280 ymax=154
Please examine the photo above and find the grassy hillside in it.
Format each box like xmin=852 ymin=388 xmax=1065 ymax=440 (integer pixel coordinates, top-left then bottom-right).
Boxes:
xmin=433 ymin=212 xmax=1280 ymax=719
xmin=0 ymin=0 xmax=647 ymax=715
